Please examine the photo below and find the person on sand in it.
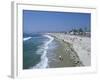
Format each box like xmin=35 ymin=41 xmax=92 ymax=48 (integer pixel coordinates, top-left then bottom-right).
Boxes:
xmin=59 ymin=56 xmax=63 ymax=61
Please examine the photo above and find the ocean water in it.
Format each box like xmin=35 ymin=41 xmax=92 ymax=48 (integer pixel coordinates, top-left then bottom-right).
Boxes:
xmin=23 ymin=33 xmax=54 ymax=69
xmin=23 ymin=33 xmax=79 ymax=69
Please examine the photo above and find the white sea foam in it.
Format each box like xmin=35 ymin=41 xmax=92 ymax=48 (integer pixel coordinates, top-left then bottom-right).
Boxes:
xmin=23 ymin=37 xmax=32 ymax=41
xmin=33 ymin=34 xmax=54 ymax=69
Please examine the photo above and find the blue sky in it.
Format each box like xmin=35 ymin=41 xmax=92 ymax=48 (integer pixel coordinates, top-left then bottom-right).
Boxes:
xmin=23 ymin=10 xmax=91 ymax=33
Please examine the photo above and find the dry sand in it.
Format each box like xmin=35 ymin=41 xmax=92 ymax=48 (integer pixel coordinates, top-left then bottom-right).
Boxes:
xmin=47 ymin=38 xmax=82 ymax=68
xmin=49 ymin=33 xmax=91 ymax=66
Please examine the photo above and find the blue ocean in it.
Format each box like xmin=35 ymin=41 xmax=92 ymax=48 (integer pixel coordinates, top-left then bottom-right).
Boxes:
xmin=23 ymin=33 xmax=54 ymax=69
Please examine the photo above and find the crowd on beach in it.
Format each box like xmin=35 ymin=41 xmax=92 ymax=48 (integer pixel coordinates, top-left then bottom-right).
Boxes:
xmin=49 ymin=32 xmax=91 ymax=66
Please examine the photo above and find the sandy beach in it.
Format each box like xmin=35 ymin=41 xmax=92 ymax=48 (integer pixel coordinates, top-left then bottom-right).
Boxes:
xmin=47 ymin=37 xmax=82 ymax=68
xmin=48 ymin=33 xmax=91 ymax=66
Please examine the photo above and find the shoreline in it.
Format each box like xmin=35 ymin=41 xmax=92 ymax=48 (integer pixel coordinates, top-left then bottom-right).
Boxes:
xmin=47 ymin=34 xmax=83 ymax=68
xmin=48 ymin=33 xmax=91 ymax=66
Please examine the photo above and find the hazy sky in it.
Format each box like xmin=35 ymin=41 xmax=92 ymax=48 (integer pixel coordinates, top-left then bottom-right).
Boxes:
xmin=23 ymin=10 xmax=91 ymax=33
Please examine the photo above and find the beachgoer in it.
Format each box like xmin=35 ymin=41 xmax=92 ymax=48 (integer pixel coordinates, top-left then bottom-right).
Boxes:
xmin=59 ymin=56 xmax=63 ymax=61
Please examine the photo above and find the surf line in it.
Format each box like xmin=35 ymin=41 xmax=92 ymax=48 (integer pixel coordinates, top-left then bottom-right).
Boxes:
xmin=33 ymin=34 xmax=54 ymax=69
xmin=23 ymin=37 xmax=32 ymax=41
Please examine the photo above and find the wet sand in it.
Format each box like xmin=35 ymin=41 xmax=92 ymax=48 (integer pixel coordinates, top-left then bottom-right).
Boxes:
xmin=48 ymin=33 xmax=91 ymax=66
xmin=47 ymin=37 xmax=83 ymax=68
